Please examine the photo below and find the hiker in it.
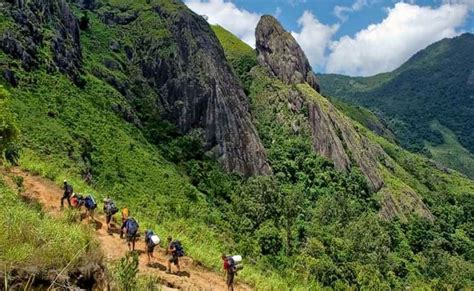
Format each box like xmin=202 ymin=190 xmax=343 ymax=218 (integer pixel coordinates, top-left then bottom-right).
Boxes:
xmin=121 ymin=207 xmax=129 ymax=224
xmin=71 ymin=193 xmax=84 ymax=208
xmin=222 ymin=254 xmax=237 ymax=291
xmin=121 ymin=216 xmax=139 ymax=251
xmin=103 ymin=197 xmax=118 ymax=231
xmin=166 ymin=237 xmax=183 ymax=274
xmin=84 ymin=194 xmax=97 ymax=219
xmin=61 ymin=180 xmax=73 ymax=208
xmin=144 ymin=230 xmax=160 ymax=265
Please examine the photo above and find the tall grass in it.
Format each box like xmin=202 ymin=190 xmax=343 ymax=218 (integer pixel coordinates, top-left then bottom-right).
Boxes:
xmin=0 ymin=178 xmax=99 ymax=270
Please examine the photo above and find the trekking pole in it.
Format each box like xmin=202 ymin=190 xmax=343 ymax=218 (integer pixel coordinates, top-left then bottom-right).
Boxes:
xmin=47 ymin=241 xmax=92 ymax=290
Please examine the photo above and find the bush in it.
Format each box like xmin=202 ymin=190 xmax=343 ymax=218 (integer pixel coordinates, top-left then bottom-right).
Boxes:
xmin=113 ymin=252 xmax=139 ymax=291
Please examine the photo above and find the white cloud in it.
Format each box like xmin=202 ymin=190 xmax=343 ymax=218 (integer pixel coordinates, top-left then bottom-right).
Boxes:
xmin=326 ymin=2 xmax=470 ymax=76
xmin=291 ymin=11 xmax=339 ymax=71
xmin=288 ymin=0 xmax=307 ymax=7
xmin=274 ymin=7 xmax=283 ymax=18
xmin=185 ymin=0 xmax=261 ymax=47
xmin=334 ymin=0 xmax=369 ymax=21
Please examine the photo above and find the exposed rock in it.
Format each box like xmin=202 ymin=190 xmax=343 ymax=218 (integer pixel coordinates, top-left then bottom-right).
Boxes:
xmin=72 ymin=0 xmax=97 ymax=10
xmin=101 ymin=10 xmax=139 ymax=25
xmin=109 ymin=40 xmax=121 ymax=52
xmin=133 ymin=6 xmax=271 ymax=176
xmin=0 ymin=32 xmax=37 ymax=71
xmin=379 ymin=188 xmax=434 ymax=221
xmin=254 ymin=15 xmax=384 ymax=190
xmin=3 ymin=69 xmax=18 ymax=87
xmin=256 ymin=15 xmax=320 ymax=93
xmin=0 ymin=0 xmax=83 ymax=82
xmin=305 ymin=89 xmax=385 ymax=191
xmin=51 ymin=0 xmax=83 ymax=79
xmin=307 ymin=99 xmax=351 ymax=171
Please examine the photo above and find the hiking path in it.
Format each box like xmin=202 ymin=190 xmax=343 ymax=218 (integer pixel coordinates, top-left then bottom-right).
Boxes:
xmin=4 ymin=167 xmax=252 ymax=291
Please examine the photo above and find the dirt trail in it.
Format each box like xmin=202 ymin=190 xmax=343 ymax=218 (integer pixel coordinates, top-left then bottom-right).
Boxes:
xmin=6 ymin=168 xmax=253 ymax=291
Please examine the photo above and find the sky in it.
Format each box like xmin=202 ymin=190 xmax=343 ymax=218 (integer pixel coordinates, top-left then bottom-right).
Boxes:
xmin=184 ymin=0 xmax=474 ymax=76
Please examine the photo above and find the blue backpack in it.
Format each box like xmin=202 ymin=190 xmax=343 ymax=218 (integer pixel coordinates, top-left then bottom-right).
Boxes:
xmin=172 ymin=241 xmax=184 ymax=257
xmin=84 ymin=195 xmax=97 ymax=210
xmin=126 ymin=218 xmax=138 ymax=235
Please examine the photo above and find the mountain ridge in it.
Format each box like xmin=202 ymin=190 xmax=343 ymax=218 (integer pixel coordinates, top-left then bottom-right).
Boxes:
xmin=319 ymin=33 xmax=474 ymax=178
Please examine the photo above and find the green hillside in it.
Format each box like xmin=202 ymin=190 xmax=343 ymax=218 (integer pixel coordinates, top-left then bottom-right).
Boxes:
xmin=1 ymin=2 xmax=473 ymax=289
xmin=213 ymin=24 xmax=474 ymax=289
xmin=319 ymin=33 xmax=474 ymax=178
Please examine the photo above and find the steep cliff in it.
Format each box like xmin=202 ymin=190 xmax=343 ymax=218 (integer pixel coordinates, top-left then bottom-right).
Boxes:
xmin=1 ymin=0 xmax=83 ymax=83
xmin=0 ymin=0 xmax=270 ymax=176
xmin=139 ymin=5 xmax=270 ymax=175
xmin=255 ymin=15 xmax=320 ymax=93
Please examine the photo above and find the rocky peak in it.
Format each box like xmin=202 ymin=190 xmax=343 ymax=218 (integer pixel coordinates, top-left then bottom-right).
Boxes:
xmin=254 ymin=15 xmax=384 ymax=191
xmin=138 ymin=7 xmax=271 ymax=176
xmin=255 ymin=15 xmax=320 ymax=93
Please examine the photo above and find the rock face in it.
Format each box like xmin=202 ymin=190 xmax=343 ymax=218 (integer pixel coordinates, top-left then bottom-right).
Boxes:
xmin=256 ymin=15 xmax=320 ymax=93
xmin=0 ymin=0 xmax=83 ymax=83
xmin=136 ymin=6 xmax=271 ymax=176
xmin=1 ymin=0 xmax=270 ymax=176
xmin=305 ymin=88 xmax=384 ymax=192
xmin=255 ymin=15 xmax=383 ymax=191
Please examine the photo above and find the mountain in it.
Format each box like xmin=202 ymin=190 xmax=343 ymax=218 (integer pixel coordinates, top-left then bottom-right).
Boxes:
xmin=1 ymin=0 xmax=473 ymax=289
xmin=214 ymin=20 xmax=474 ymax=288
xmin=318 ymin=34 xmax=474 ymax=178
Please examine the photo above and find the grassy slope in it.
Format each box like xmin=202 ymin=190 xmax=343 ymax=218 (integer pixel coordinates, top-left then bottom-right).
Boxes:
xmin=0 ymin=1 xmax=296 ymax=289
xmin=1 ymin=4 xmax=473 ymax=289
xmin=212 ymin=25 xmax=255 ymax=60
xmin=0 ymin=174 xmax=98 ymax=272
xmin=426 ymin=120 xmax=474 ymax=179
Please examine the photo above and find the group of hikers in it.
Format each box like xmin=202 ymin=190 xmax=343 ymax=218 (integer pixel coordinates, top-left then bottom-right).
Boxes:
xmin=60 ymin=180 xmax=240 ymax=290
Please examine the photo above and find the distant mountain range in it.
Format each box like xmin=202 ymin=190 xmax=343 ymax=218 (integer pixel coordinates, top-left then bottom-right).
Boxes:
xmin=319 ymin=33 xmax=474 ymax=178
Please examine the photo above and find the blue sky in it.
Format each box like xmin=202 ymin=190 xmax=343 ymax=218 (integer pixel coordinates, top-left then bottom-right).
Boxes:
xmin=185 ymin=0 xmax=474 ymax=76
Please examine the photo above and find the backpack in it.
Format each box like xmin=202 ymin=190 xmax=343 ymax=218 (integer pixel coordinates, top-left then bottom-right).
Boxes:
xmin=146 ymin=231 xmax=160 ymax=246
xmin=227 ymin=256 xmax=243 ymax=273
xmin=126 ymin=218 xmax=138 ymax=235
xmin=171 ymin=241 xmax=184 ymax=257
xmin=105 ymin=201 xmax=118 ymax=215
xmin=227 ymin=257 xmax=237 ymax=273
xmin=84 ymin=195 xmax=97 ymax=210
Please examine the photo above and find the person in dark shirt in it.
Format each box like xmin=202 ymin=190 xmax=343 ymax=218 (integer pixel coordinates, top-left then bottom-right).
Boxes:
xmin=121 ymin=216 xmax=138 ymax=251
xmin=222 ymin=254 xmax=236 ymax=291
xmin=166 ymin=236 xmax=181 ymax=273
xmin=61 ymin=180 xmax=73 ymax=208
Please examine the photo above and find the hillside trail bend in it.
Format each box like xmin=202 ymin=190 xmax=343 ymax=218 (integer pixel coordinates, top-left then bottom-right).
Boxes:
xmin=4 ymin=168 xmax=253 ymax=291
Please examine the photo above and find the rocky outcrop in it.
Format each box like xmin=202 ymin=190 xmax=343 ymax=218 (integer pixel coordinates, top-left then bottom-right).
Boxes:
xmin=255 ymin=15 xmax=383 ymax=190
xmin=0 ymin=263 xmax=106 ymax=290
xmin=256 ymin=15 xmax=320 ymax=93
xmin=135 ymin=6 xmax=271 ymax=176
xmin=379 ymin=188 xmax=434 ymax=221
xmin=305 ymin=88 xmax=384 ymax=192
xmin=0 ymin=0 xmax=82 ymax=82
xmin=307 ymin=101 xmax=351 ymax=171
